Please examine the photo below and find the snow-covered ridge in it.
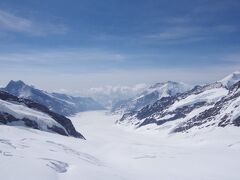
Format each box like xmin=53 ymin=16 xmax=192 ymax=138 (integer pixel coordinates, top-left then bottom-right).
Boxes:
xmin=146 ymin=81 xmax=192 ymax=98
xmin=218 ymin=71 xmax=240 ymax=88
xmin=3 ymin=80 xmax=104 ymax=116
xmin=117 ymin=72 xmax=240 ymax=134
xmin=112 ymin=81 xmax=191 ymax=113
xmin=0 ymin=99 xmax=66 ymax=133
xmin=168 ymin=87 xmax=228 ymax=112
xmin=0 ymin=90 xmax=85 ymax=139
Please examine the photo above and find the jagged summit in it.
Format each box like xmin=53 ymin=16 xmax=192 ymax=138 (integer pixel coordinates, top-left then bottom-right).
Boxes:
xmin=8 ymin=80 xmax=25 ymax=86
xmin=218 ymin=71 xmax=240 ymax=88
xmin=112 ymin=81 xmax=191 ymax=113
xmin=5 ymin=80 xmax=35 ymax=98
xmin=147 ymin=81 xmax=191 ymax=97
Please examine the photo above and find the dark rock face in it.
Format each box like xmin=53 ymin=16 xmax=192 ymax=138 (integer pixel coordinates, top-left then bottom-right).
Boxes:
xmin=4 ymin=80 xmax=104 ymax=116
xmin=136 ymin=96 xmax=176 ymax=120
xmin=0 ymin=90 xmax=85 ymax=139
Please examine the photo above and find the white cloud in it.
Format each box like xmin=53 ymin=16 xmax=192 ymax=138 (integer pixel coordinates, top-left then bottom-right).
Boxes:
xmin=0 ymin=48 xmax=239 ymax=91
xmin=145 ymin=25 xmax=237 ymax=42
xmin=0 ymin=64 xmax=239 ymax=92
xmin=0 ymin=49 xmax=126 ymax=64
xmin=145 ymin=12 xmax=238 ymax=43
xmin=0 ymin=9 xmax=68 ymax=36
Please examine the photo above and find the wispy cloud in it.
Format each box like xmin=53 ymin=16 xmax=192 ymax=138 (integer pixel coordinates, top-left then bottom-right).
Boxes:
xmin=0 ymin=64 xmax=239 ymax=91
xmin=144 ymin=10 xmax=239 ymax=43
xmin=0 ymin=49 xmax=127 ymax=66
xmin=145 ymin=24 xmax=238 ymax=42
xmin=0 ymin=9 xmax=68 ymax=36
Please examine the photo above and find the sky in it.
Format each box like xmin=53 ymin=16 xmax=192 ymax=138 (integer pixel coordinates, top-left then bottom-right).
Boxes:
xmin=0 ymin=0 xmax=240 ymax=92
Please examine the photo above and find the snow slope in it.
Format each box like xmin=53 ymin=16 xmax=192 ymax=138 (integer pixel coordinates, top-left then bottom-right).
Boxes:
xmin=219 ymin=71 xmax=240 ymax=88
xmin=0 ymin=110 xmax=240 ymax=180
xmin=118 ymin=82 xmax=229 ymax=133
xmin=0 ymin=99 xmax=66 ymax=133
xmin=0 ymin=90 xmax=84 ymax=138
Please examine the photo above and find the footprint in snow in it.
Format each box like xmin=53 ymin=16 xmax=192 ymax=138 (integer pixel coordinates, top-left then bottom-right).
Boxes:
xmin=228 ymin=141 xmax=240 ymax=147
xmin=41 ymin=158 xmax=69 ymax=173
xmin=46 ymin=140 xmax=102 ymax=166
xmin=0 ymin=150 xmax=13 ymax=157
xmin=134 ymin=155 xmax=157 ymax=159
xmin=0 ymin=139 xmax=17 ymax=149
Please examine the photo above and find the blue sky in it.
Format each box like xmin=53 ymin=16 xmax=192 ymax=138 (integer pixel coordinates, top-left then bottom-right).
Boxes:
xmin=0 ymin=0 xmax=240 ymax=91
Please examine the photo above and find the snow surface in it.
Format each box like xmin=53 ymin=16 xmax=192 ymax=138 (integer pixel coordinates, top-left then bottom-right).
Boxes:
xmin=168 ymin=87 xmax=228 ymax=111
xmin=0 ymin=110 xmax=240 ymax=180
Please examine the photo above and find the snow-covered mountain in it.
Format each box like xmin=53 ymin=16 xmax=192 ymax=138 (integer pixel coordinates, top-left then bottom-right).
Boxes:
xmin=173 ymin=81 xmax=240 ymax=132
xmin=218 ymin=71 xmax=240 ymax=88
xmin=3 ymin=80 xmax=104 ymax=116
xmin=0 ymin=90 xmax=85 ymax=139
xmin=1 ymin=72 xmax=240 ymax=180
xmin=112 ymin=81 xmax=191 ymax=113
xmin=117 ymin=72 xmax=240 ymax=134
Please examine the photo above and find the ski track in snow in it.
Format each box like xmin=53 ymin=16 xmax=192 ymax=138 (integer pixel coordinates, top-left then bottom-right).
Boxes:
xmin=0 ymin=110 xmax=240 ymax=180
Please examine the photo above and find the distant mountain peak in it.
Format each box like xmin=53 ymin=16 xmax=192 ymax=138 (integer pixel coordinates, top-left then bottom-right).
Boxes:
xmin=150 ymin=81 xmax=174 ymax=89
xmin=7 ymin=80 xmax=27 ymax=88
xmin=112 ymin=81 xmax=192 ymax=113
xmin=4 ymin=80 xmax=104 ymax=116
xmin=219 ymin=71 xmax=240 ymax=88
xmin=146 ymin=81 xmax=191 ymax=98
xmin=5 ymin=80 xmax=34 ymax=98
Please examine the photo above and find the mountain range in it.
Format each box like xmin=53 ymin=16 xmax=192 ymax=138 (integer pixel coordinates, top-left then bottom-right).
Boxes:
xmin=1 ymin=71 xmax=240 ymax=138
xmin=112 ymin=81 xmax=191 ymax=113
xmin=2 ymin=80 xmax=104 ymax=116
xmin=117 ymin=71 xmax=240 ymax=134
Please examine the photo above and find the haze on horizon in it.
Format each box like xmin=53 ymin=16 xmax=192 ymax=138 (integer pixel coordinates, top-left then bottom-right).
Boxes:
xmin=0 ymin=0 xmax=240 ymax=92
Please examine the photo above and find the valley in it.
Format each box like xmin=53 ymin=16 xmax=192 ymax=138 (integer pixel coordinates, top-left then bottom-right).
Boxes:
xmin=0 ymin=110 xmax=239 ymax=180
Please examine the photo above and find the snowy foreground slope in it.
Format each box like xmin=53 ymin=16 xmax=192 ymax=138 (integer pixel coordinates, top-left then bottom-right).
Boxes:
xmin=1 ymin=111 xmax=240 ymax=180
xmin=0 ymin=90 xmax=84 ymax=138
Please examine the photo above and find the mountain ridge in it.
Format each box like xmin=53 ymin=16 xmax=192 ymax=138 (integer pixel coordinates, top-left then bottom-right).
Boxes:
xmin=117 ymin=71 xmax=240 ymax=134
xmin=112 ymin=81 xmax=192 ymax=113
xmin=3 ymin=80 xmax=104 ymax=116
xmin=0 ymin=90 xmax=85 ymax=139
